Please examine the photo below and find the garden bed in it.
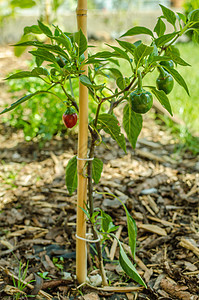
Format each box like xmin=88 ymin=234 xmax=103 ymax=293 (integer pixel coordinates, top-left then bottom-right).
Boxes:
xmin=0 ymin=46 xmax=199 ymax=300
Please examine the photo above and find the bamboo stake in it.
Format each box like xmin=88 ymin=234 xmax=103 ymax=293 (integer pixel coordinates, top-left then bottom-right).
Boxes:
xmin=76 ymin=0 xmax=88 ymax=284
xmin=44 ymin=0 xmax=51 ymax=24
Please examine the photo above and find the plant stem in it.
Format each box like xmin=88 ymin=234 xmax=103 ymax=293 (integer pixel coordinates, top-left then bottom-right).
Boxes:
xmin=61 ymin=85 xmax=79 ymax=112
xmin=86 ymin=102 xmax=108 ymax=286
xmin=69 ymin=76 xmax=75 ymax=97
xmin=87 ymin=147 xmax=108 ymax=286
xmin=101 ymin=76 xmax=136 ymax=102
xmin=108 ymin=80 xmax=138 ymax=113
xmin=159 ymin=32 xmax=180 ymax=56
xmin=137 ymin=70 xmax=142 ymax=91
xmin=61 ymin=84 xmax=94 ymax=136
xmin=157 ymin=66 xmax=166 ymax=78
xmin=88 ymin=76 xmax=136 ymax=104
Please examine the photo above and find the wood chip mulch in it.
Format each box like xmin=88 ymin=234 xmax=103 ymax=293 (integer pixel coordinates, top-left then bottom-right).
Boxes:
xmin=0 ymin=113 xmax=198 ymax=300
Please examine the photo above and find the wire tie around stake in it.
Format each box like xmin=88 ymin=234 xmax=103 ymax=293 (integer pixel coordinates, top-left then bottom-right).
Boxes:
xmin=76 ymin=156 xmax=94 ymax=161
xmin=75 ymin=233 xmax=100 ymax=243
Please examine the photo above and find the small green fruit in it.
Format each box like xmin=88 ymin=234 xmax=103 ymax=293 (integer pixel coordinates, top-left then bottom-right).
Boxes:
xmin=156 ymin=72 xmax=174 ymax=95
xmin=129 ymin=89 xmax=153 ymax=114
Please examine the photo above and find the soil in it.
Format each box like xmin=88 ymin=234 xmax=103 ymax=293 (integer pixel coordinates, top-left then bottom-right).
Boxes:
xmin=0 ymin=46 xmax=199 ymax=300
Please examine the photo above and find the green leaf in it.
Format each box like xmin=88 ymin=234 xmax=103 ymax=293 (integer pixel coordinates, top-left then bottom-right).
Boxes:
xmin=108 ymin=68 xmax=123 ymax=79
xmin=133 ymin=40 xmax=142 ymax=48
xmin=92 ymin=158 xmax=103 ymax=184
xmin=36 ymin=57 xmax=44 ymax=67
xmin=188 ymin=8 xmax=199 ymax=22
xmin=192 ymin=29 xmax=199 ymax=43
xmin=149 ymin=86 xmax=173 ymax=115
xmin=154 ymin=17 xmax=166 ymax=37
xmin=116 ymin=40 xmax=136 ymax=55
xmin=65 ymin=156 xmax=77 ymax=195
xmin=79 ymin=75 xmax=93 ymax=86
xmin=155 ymin=32 xmax=177 ymax=47
xmin=167 ymin=68 xmax=190 ymax=96
xmin=116 ymin=77 xmax=127 ymax=90
xmin=101 ymin=211 xmax=114 ymax=233
xmin=107 ymin=45 xmax=130 ymax=61
xmin=134 ymin=43 xmax=154 ymax=68
xmin=6 ymin=67 xmax=49 ymax=80
xmin=41 ymin=44 xmax=70 ymax=61
xmin=147 ymin=45 xmax=159 ymax=64
xmin=177 ymin=12 xmax=187 ymax=24
xmin=89 ymin=51 xmax=115 ymax=59
xmin=170 ymin=53 xmax=191 ymax=67
xmin=6 ymin=71 xmax=37 ymax=80
xmin=86 ymin=51 xmax=118 ymax=64
xmin=38 ymin=20 xmax=52 ymax=36
xmin=160 ymin=5 xmax=176 ymax=27
xmin=74 ymin=29 xmax=87 ymax=56
xmin=112 ymin=196 xmax=137 ymax=259
xmin=29 ymin=49 xmax=57 ymax=63
xmin=190 ymin=21 xmax=199 ymax=30
xmin=152 ymin=55 xmax=171 ymax=62
xmin=120 ymin=202 xmax=137 ymax=260
xmin=86 ymin=58 xmax=108 ymax=64
xmin=13 ymin=34 xmax=34 ymax=57
xmin=80 ymin=75 xmax=104 ymax=90
xmin=14 ymin=41 xmax=43 ymax=47
xmin=126 ymin=212 xmax=137 ymax=260
xmin=16 ymin=42 xmax=70 ymax=62
xmin=80 ymin=207 xmax=90 ymax=220
xmin=0 ymin=91 xmax=43 ymax=115
xmin=123 ymin=104 xmax=143 ymax=149
xmin=107 ymin=58 xmax=120 ymax=66
xmin=31 ymin=67 xmax=49 ymax=76
xmin=51 ymin=36 xmax=72 ymax=52
xmin=52 ymin=26 xmax=73 ymax=52
xmin=24 ymin=25 xmax=43 ymax=35
xmin=118 ymin=242 xmax=146 ymax=287
xmin=166 ymin=47 xmax=191 ymax=66
xmin=11 ymin=0 xmax=36 ymax=9
xmin=121 ymin=26 xmax=154 ymax=38
xmin=97 ymin=114 xmax=126 ymax=153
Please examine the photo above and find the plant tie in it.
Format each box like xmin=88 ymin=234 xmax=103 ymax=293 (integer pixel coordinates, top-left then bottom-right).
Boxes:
xmin=75 ymin=233 xmax=100 ymax=243
xmin=76 ymin=156 xmax=94 ymax=161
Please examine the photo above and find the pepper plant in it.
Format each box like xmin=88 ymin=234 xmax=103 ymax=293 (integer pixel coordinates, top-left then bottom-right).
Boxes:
xmin=1 ymin=5 xmax=199 ymax=287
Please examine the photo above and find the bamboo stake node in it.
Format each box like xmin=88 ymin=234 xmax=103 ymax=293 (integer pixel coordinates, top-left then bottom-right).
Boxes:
xmin=76 ymin=8 xmax=87 ymax=16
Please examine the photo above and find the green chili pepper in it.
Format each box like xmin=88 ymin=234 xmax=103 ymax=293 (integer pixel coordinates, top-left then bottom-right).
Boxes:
xmin=156 ymin=66 xmax=174 ymax=95
xmin=129 ymin=70 xmax=153 ymax=114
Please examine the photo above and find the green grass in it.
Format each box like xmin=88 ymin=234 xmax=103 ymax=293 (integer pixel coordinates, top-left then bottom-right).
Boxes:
xmin=161 ymin=42 xmax=199 ymax=135
xmin=170 ymin=42 xmax=199 ymax=134
xmin=119 ymin=42 xmax=199 ymax=135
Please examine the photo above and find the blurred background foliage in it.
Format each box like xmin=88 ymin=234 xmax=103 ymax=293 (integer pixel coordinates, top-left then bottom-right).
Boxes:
xmin=0 ymin=0 xmax=174 ymax=24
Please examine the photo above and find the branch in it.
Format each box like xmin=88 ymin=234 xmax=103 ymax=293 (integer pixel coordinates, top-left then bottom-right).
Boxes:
xmin=61 ymin=85 xmax=79 ymax=112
